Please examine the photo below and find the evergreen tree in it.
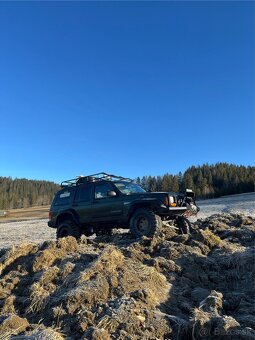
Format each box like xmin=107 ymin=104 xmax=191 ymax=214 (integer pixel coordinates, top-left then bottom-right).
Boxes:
xmin=136 ymin=163 xmax=254 ymax=199
xmin=0 ymin=177 xmax=59 ymax=210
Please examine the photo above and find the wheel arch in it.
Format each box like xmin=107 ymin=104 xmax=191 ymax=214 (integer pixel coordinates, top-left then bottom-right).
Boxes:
xmin=56 ymin=210 xmax=80 ymax=227
xmin=128 ymin=201 xmax=159 ymax=222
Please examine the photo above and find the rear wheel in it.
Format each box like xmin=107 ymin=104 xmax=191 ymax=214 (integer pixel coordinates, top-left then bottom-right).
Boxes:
xmin=130 ymin=208 xmax=162 ymax=238
xmin=57 ymin=220 xmax=81 ymax=239
xmin=83 ymin=227 xmax=94 ymax=237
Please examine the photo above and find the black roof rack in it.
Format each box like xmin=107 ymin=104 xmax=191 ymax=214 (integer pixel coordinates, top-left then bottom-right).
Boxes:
xmin=61 ymin=172 xmax=134 ymax=188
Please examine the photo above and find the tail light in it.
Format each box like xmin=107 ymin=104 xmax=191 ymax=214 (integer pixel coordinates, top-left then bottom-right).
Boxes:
xmin=49 ymin=211 xmax=53 ymax=219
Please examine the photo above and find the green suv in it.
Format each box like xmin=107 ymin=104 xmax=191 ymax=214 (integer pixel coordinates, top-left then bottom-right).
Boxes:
xmin=48 ymin=173 xmax=199 ymax=238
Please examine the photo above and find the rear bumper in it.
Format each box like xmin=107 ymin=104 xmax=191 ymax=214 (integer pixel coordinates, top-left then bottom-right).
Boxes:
xmin=48 ymin=220 xmax=55 ymax=228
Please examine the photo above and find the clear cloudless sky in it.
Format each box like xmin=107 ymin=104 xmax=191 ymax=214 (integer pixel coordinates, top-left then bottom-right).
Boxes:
xmin=0 ymin=1 xmax=254 ymax=183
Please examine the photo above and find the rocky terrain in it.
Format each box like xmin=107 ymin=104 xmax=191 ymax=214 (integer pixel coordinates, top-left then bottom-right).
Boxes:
xmin=0 ymin=213 xmax=254 ymax=339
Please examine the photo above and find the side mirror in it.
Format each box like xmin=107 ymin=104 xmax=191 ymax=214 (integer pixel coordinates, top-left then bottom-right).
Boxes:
xmin=107 ymin=190 xmax=117 ymax=197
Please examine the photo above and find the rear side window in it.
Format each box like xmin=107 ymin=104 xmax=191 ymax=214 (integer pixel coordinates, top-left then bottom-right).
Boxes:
xmin=74 ymin=185 xmax=92 ymax=202
xmin=94 ymin=183 xmax=113 ymax=199
xmin=54 ymin=189 xmax=74 ymax=206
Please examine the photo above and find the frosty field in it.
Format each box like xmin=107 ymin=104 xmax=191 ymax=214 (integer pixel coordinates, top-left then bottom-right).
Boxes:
xmin=196 ymin=192 xmax=255 ymax=219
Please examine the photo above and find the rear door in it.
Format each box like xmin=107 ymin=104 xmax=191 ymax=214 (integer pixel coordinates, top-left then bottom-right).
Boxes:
xmin=91 ymin=182 xmax=123 ymax=224
xmin=72 ymin=184 xmax=92 ymax=225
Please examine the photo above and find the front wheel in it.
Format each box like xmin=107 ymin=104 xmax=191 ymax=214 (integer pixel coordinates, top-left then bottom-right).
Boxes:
xmin=130 ymin=208 xmax=162 ymax=238
xmin=57 ymin=220 xmax=81 ymax=239
xmin=176 ymin=216 xmax=191 ymax=234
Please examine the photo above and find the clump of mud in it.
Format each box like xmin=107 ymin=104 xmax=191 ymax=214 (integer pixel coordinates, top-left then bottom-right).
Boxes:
xmin=0 ymin=213 xmax=254 ymax=339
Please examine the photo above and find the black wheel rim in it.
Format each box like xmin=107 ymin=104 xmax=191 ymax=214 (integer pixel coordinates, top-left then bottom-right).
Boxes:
xmin=135 ymin=215 xmax=149 ymax=234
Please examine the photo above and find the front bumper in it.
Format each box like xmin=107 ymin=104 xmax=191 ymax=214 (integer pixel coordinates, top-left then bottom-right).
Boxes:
xmin=158 ymin=205 xmax=187 ymax=216
xmin=159 ymin=204 xmax=199 ymax=217
xmin=168 ymin=207 xmax=187 ymax=211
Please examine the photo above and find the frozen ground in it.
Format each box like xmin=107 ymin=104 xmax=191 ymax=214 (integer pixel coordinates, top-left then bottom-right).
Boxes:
xmin=0 ymin=219 xmax=55 ymax=249
xmin=196 ymin=192 xmax=255 ymax=219
xmin=1 ymin=212 xmax=254 ymax=338
xmin=0 ymin=193 xmax=254 ymax=249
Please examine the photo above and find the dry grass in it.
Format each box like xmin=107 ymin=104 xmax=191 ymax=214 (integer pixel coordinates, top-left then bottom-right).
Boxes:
xmin=200 ymin=229 xmax=224 ymax=248
xmin=0 ymin=213 xmax=254 ymax=339
xmin=0 ymin=205 xmax=50 ymax=223
xmin=0 ymin=243 xmax=38 ymax=275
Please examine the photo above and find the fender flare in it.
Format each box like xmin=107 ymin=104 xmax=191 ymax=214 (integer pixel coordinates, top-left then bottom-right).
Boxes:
xmin=128 ymin=199 xmax=161 ymax=221
xmin=56 ymin=209 xmax=80 ymax=227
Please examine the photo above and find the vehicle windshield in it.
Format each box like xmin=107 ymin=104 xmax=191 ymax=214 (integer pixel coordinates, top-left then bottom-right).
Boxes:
xmin=114 ymin=181 xmax=146 ymax=195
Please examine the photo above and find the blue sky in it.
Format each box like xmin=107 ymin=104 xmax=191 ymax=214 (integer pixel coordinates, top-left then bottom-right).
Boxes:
xmin=0 ymin=1 xmax=254 ymax=183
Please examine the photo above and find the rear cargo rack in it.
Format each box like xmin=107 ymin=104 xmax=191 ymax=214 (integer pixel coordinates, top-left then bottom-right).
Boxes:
xmin=61 ymin=172 xmax=134 ymax=187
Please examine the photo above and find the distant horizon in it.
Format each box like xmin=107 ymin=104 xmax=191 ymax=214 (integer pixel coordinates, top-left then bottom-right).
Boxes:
xmin=1 ymin=161 xmax=254 ymax=184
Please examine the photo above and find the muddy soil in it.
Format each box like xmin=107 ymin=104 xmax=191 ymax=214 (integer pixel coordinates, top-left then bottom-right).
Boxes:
xmin=0 ymin=213 xmax=254 ymax=339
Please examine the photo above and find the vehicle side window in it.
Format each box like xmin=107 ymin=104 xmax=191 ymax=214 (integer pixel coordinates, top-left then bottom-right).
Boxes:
xmin=54 ymin=189 xmax=74 ymax=206
xmin=75 ymin=185 xmax=92 ymax=202
xmin=94 ymin=183 xmax=113 ymax=199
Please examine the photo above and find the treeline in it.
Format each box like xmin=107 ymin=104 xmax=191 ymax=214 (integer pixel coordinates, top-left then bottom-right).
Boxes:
xmin=0 ymin=163 xmax=254 ymax=209
xmin=0 ymin=177 xmax=59 ymax=210
xmin=137 ymin=163 xmax=255 ymax=199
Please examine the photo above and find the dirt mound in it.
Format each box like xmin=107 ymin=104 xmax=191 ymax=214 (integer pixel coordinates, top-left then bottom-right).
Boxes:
xmin=0 ymin=213 xmax=254 ymax=339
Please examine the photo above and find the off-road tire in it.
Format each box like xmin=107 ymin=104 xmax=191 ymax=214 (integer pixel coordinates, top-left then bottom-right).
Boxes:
xmin=177 ymin=217 xmax=191 ymax=234
xmin=57 ymin=220 xmax=81 ymax=239
xmin=130 ymin=208 xmax=162 ymax=238
xmin=83 ymin=228 xmax=94 ymax=237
